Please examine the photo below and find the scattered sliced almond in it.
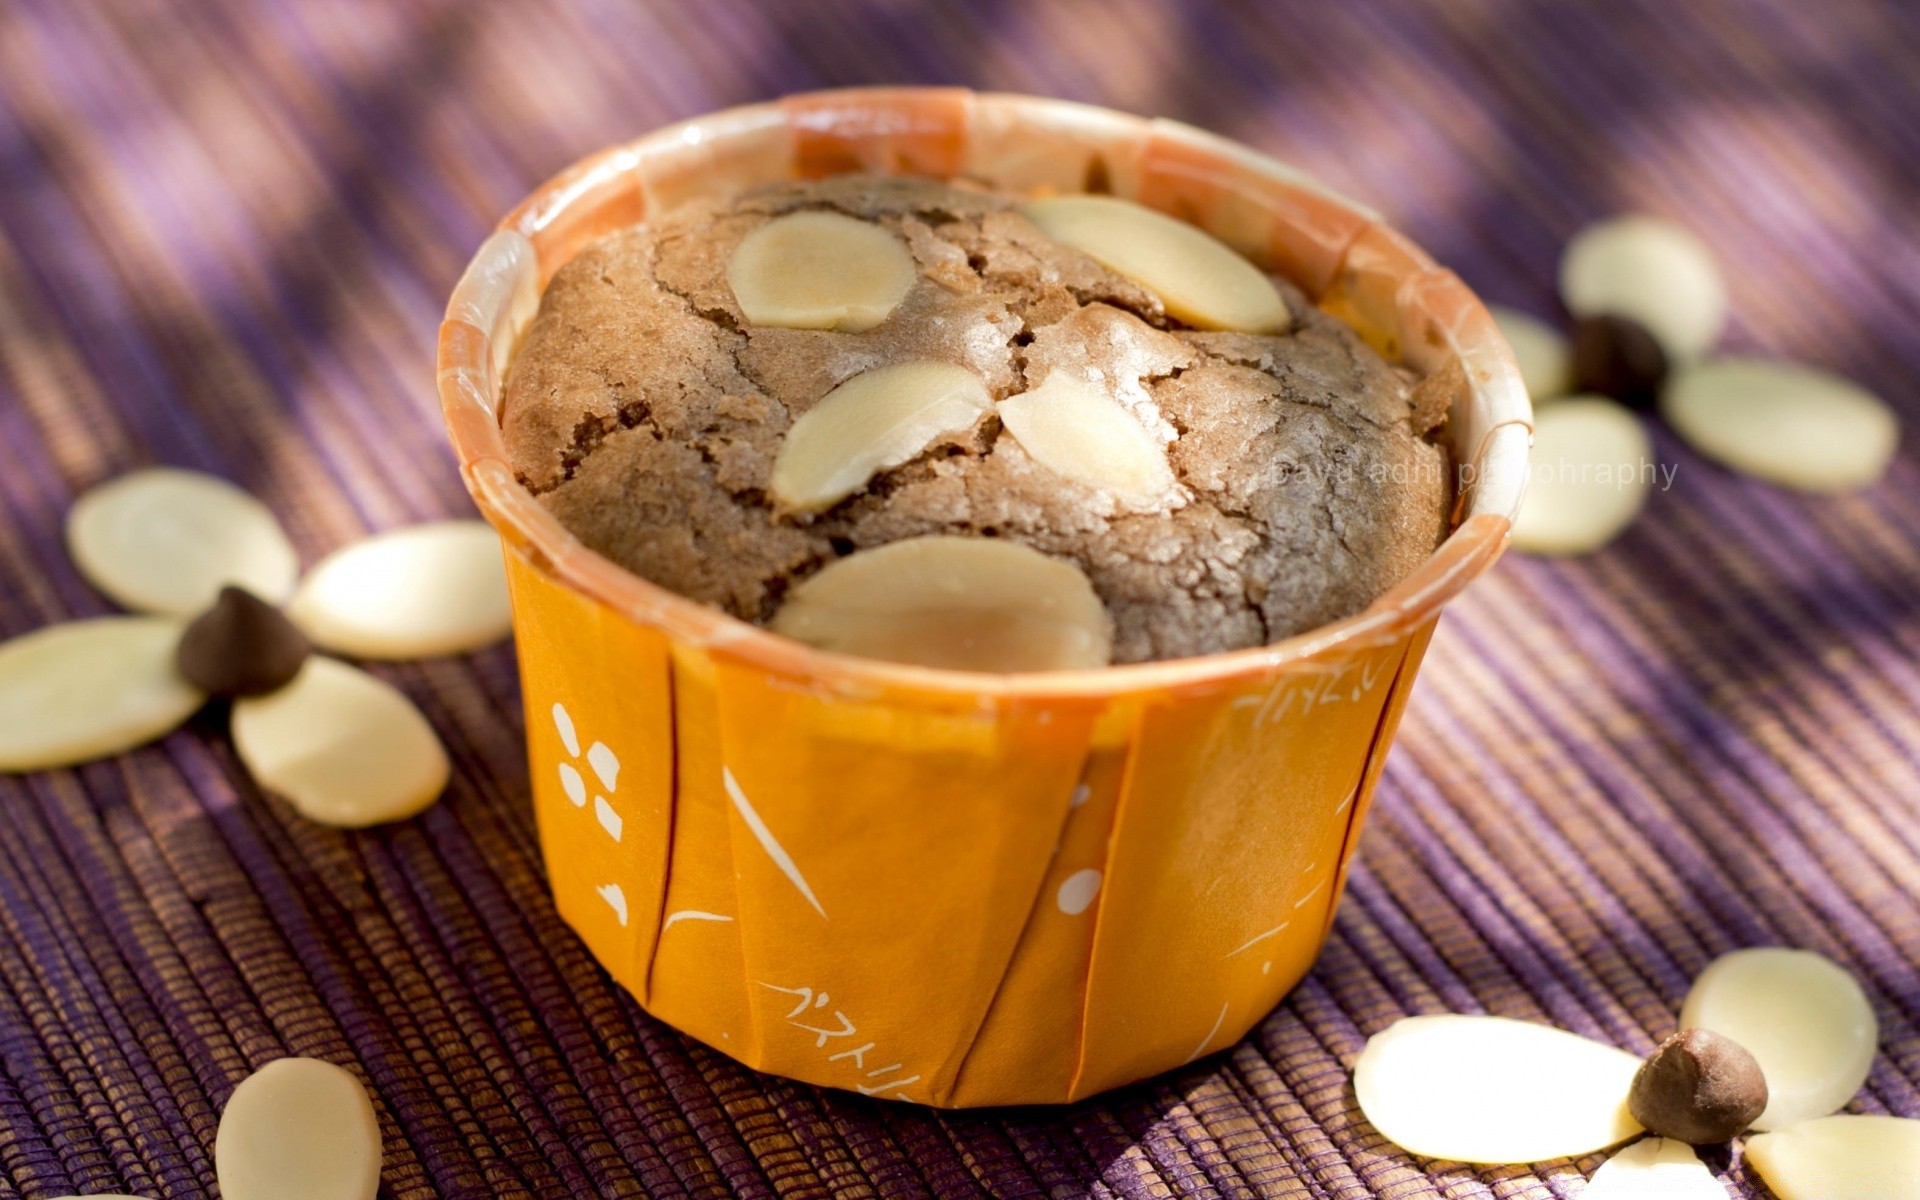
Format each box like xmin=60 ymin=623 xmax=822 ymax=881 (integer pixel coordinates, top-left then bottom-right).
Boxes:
xmin=997 ymin=370 xmax=1176 ymax=507
xmin=726 ymin=211 xmax=916 ymax=332
xmin=0 ymin=617 xmax=204 ymax=772
xmin=770 ymin=535 xmax=1112 ymax=672
xmin=232 ymin=657 xmax=449 ymax=827
xmin=1560 ymin=215 xmax=1725 ymax=361
xmin=215 ymin=1057 xmax=380 ymax=1200
xmin=67 ymin=467 xmax=299 ymax=617
xmin=771 ymin=361 xmax=992 ymax=513
xmin=1353 ymin=1014 xmax=1643 ymax=1164
xmin=1511 ymin=397 xmax=1657 ymax=555
xmin=1678 ymin=948 xmax=1877 ymax=1131
xmin=1745 ymin=1115 xmax=1920 ymax=1200
xmin=287 ymin=521 xmax=510 ymax=660
xmin=1661 ymin=358 xmax=1898 ymax=493
xmin=1581 ymin=1138 xmax=1729 ymax=1199
xmin=1487 ymin=304 xmax=1572 ymax=404
xmin=1021 ymin=195 xmax=1288 ymax=333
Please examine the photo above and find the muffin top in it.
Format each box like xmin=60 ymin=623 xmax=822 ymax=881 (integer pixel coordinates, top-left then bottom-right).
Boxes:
xmin=501 ymin=176 xmax=1452 ymax=666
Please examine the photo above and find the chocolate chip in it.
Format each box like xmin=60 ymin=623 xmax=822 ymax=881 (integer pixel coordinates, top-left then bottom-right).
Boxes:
xmin=175 ymin=586 xmax=311 ymax=697
xmin=1629 ymin=1027 xmax=1769 ymax=1144
xmin=1571 ymin=313 xmax=1669 ymax=408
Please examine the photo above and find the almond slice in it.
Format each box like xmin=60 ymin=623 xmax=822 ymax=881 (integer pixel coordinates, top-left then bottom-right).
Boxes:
xmin=1487 ymin=304 xmax=1572 ymax=404
xmin=1661 ymin=358 xmax=1898 ymax=494
xmin=1021 ymin=195 xmax=1288 ymax=333
xmin=287 ymin=521 xmax=511 ymax=660
xmin=68 ymin=467 xmax=299 ymax=617
xmin=214 ymin=1057 xmax=380 ymax=1200
xmin=1353 ymin=1014 xmax=1643 ymax=1164
xmin=726 ymin=211 xmax=916 ymax=332
xmin=0 ymin=617 xmax=204 ymax=771
xmin=997 ymin=371 xmax=1176 ymax=507
xmin=1678 ymin=948 xmax=1877 ymax=1131
xmin=232 ymin=657 xmax=449 ymax=827
xmin=1581 ymin=1138 xmax=1728 ymax=1199
xmin=1746 ymin=1115 xmax=1920 ymax=1200
xmin=771 ymin=361 xmax=992 ymax=513
xmin=1560 ymin=215 xmax=1725 ymax=361
xmin=770 ymin=535 xmax=1112 ymax=672
xmin=1511 ymin=397 xmax=1656 ymax=556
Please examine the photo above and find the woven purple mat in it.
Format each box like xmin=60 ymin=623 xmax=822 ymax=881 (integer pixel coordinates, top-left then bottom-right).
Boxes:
xmin=0 ymin=1 xmax=1916 ymax=1196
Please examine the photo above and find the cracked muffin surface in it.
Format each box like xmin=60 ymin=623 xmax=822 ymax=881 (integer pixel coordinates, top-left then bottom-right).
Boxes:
xmin=500 ymin=176 xmax=1452 ymax=664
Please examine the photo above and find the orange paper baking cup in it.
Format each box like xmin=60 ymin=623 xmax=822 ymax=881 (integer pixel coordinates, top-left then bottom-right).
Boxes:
xmin=438 ymin=89 xmax=1532 ymax=1107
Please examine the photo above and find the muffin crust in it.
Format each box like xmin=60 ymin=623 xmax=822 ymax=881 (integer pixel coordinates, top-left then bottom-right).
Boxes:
xmin=501 ymin=177 xmax=1452 ymax=663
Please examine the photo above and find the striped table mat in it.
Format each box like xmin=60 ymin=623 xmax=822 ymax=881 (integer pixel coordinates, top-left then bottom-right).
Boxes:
xmin=0 ymin=1 xmax=1914 ymax=1196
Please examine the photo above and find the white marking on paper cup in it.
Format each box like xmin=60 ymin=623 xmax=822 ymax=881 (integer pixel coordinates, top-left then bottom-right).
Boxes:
xmin=597 ymin=883 xmax=629 ymax=926
xmin=558 ymin=762 xmax=586 ymax=807
xmin=594 ymin=796 xmax=622 ymax=842
xmin=1223 ymin=922 xmax=1289 ymax=960
xmin=587 ymin=741 xmax=619 ymax=792
xmin=1055 ymin=869 xmax=1102 ymax=915
xmin=1183 ymin=1001 xmax=1231 ymax=1064
xmin=662 ymin=910 xmax=734 ymax=931
xmin=724 ymin=767 xmax=826 ymax=918
xmin=553 ymin=702 xmax=579 ymax=757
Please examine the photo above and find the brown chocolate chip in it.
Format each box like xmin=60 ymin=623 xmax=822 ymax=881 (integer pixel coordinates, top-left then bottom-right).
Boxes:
xmin=175 ymin=586 xmax=311 ymax=697
xmin=1629 ymin=1027 xmax=1769 ymax=1144
xmin=1571 ymin=313 xmax=1669 ymax=408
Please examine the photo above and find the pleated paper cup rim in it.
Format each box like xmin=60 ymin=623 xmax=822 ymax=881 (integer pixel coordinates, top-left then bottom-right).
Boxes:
xmin=438 ymin=88 xmax=1532 ymax=702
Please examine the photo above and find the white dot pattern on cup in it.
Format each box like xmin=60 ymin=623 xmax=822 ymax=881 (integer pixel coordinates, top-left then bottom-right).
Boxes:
xmin=559 ymin=762 xmax=586 ymax=807
xmin=588 ymin=741 xmax=619 ymax=791
xmin=552 ymin=702 xmax=630 ymax=926
xmin=594 ymin=796 xmax=623 ymax=842
xmin=1056 ymin=869 xmax=1101 ymax=915
xmin=596 ymin=883 xmax=629 ymax=926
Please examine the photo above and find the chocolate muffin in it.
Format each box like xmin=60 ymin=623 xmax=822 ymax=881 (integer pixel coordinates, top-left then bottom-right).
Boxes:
xmin=500 ymin=176 xmax=1451 ymax=666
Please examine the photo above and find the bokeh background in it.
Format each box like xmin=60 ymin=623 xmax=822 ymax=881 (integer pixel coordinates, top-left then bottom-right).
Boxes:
xmin=0 ymin=1 xmax=1915 ymax=1196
